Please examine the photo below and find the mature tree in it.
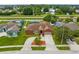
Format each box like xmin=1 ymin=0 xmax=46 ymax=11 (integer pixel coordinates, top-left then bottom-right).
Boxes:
xmin=33 ymin=7 xmax=42 ymax=15
xmin=54 ymin=27 xmax=72 ymax=44
xmin=51 ymin=15 xmax=58 ymax=23
xmin=57 ymin=6 xmax=75 ymax=15
xmin=72 ymin=30 xmax=79 ymax=37
xmin=77 ymin=17 xmax=79 ymax=22
xmin=43 ymin=7 xmax=49 ymax=12
xmin=67 ymin=7 xmax=75 ymax=15
xmin=58 ymin=6 xmax=70 ymax=14
xmin=43 ymin=14 xmax=52 ymax=22
xmin=64 ymin=18 xmax=72 ymax=23
xmin=43 ymin=14 xmax=57 ymax=23
xmin=55 ymin=9 xmax=63 ymax=15
xmin=23 ymin=7 xmax=33 ymax=15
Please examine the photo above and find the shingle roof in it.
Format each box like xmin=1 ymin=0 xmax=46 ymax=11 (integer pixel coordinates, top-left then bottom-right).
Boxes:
xmin=0 ymin=24 xmax=6 ymax=28
xmin=64 ymin=23 xmax=79 ymax=31
xmin=0 ymin=22 xmax=19 ymax=32
xmin=26 ymin=21 xmax=52 ymax=32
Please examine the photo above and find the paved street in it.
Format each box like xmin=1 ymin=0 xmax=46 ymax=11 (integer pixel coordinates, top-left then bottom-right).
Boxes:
xmin=1 ymin=50 xmax=79 ymax=54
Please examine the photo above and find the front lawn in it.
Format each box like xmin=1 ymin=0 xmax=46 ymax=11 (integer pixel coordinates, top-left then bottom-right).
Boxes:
xmin=0 ymin=17 xmax=43 ymax=20
xmin=0 ymin=47 xmax=22 ymax=52
xmin=0 ymin=21 xmax=8 ymax=24
xmin=0 ymin=20 xmax=31 ymax=46
xmin=75 ymin=37 xmax=79 ymax=44
xmin=0 ymin=28 xmax=29 ymax=46
xmin=53 ymin=26 xmax=68 ymax=45
xmin=31 ymin=46 xmax=46 ymax=50
xmin=57 ymin=46 xmax=70 ymax=50
xmin=52 ymin=26 xmax=70 ymax=50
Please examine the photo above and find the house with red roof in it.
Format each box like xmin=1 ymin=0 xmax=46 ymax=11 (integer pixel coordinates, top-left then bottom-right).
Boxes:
xmin=26 ymin=21 xmax=52 ymax=35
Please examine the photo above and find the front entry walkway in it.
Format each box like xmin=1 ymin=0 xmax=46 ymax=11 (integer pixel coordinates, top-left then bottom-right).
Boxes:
xmin=21 ymin=37 xmax=36 ymax=51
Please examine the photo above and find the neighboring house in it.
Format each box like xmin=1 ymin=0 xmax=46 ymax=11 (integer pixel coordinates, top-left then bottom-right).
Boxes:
xmin=75 ymin=9 xmax=79 ymax=14
xmin=54 ymin=22 xmax=64 ymax=27
xmin=41 ymin=8 xmax=49 ymax=14
xmin=0 ymin=21 xmax=21 ymax=37
xmin=41 ymin=8 xmax=55 ymax=14
xmin=6 ymin=22 xmax=20 ymax=37
xmin=26 ymin=21 xmax=52 ymax=35
xmin=72 ymin=17 xmax=77 ymax=22
xmin=64 ymin=22 xmax=79 ymax=31
xmin=0 ymin=24 xmax=6 ymax=32
xmin=49 ymin=8 xmax=55 ymax=15
xmin=12 ymin=20 xmax=24 ymax=27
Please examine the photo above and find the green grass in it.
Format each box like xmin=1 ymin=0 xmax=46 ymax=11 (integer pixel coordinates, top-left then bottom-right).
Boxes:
xmin=53 ymin=35 xmax=68 ymax=45
xmin=75 ymin=37 xmax=79 ymax=44
xmin=57 ymin=47 xmax=70 ymax=50
xmin=0 ymin=21 xmax=8 ymax=24
xmin=0 ymin=20 xmax=32 ymax=46
xmin=0 ymin=14 xmax=45 ymax=17
xmin=56 ymin=14 xmax=79 ymax=17
xmin=0 ymin=18 xmax=42 ymax=20
xmin=31 ymin=47 xmax=46 ymax=50
xmin=0 ymin=47 xmax=22 ymax=52
xmin=0 ymin=28 xmax=29 ymax=46
xmin=52 ymin=26 xmax=70 ymax=50
xmin=52 ymin=26 xmax=68 ymax=45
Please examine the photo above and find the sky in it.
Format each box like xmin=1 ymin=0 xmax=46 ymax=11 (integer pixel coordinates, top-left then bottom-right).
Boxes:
xmin=0 ymin=0 xmax=79 ymax=5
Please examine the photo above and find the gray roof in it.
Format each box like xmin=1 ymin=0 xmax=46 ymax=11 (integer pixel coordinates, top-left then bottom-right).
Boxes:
xmin=64 ymin=23 xmax=79 ymax=31
xmin=7 ymin=25 xmax=20 ymax=32
xmin=0 ymin=24 xmax=6 ymax=28
xmin=6 ymin=22 xmax=19 ymax=32
xmin=0 ymin=22 xmax=20 ymax=32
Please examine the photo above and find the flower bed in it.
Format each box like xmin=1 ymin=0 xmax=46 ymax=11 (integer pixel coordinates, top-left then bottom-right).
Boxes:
xmin=31 ymin=41 xmax=46 ymax=50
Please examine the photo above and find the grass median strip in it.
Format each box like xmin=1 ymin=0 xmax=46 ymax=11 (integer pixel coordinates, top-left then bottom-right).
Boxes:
xmin=0 ymin=47 xmax=22 ymax=52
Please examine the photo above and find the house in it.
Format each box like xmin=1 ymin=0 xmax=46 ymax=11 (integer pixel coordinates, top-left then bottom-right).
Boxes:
xmin=0 ymin=21 xmax=20 ymax=37
xmin=6 ymin=22 xmax=20 ymax=37
xmin=0 ymin=24 xmax=6 ymax=32
xmin=12 ymin=20 xmax=24 ymax=27
xmin=72 ymin=17 xmax=77 ymax=22
xmin=41 ymin=8 xmax=55 ymax=14
xmin=49 ymin=8 xmax=55 ymax=15
xmin=64 ymin=22 xmax=79 ymax=31
xmin=26 ymin=21 xmax=52 ymax=35
xmin=54 ymin=22 xmax=64 ymax=27
xmin=75 ymin=9 xmax=79 ymax=14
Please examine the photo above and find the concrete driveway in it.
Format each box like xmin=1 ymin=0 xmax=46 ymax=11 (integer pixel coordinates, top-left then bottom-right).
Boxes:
xmin=44 ymin=32 xmax=58 ymax=51
xmin=21 ymin=37 xmax=36 ymax=51
xmin=67 ymin=39 xmax=79 ymax=51
xmin=0 ymin=32 xmax=7 ymax=37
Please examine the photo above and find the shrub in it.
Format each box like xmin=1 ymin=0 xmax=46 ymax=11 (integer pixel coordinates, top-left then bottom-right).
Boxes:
xmin=43 ymin=14 xmax=57 ymax=23
xmin=34 ymin=37 xmax=41 ymax=45
xmin=23 ymin=7 xmax=33 ymax=15
xmin=72 ymin=30 xmax=79 ymax=37
xmin=64 ymin=18 xmax=72 ymax=23
xmin=77 ymin=17 xmax=79 ymax=22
